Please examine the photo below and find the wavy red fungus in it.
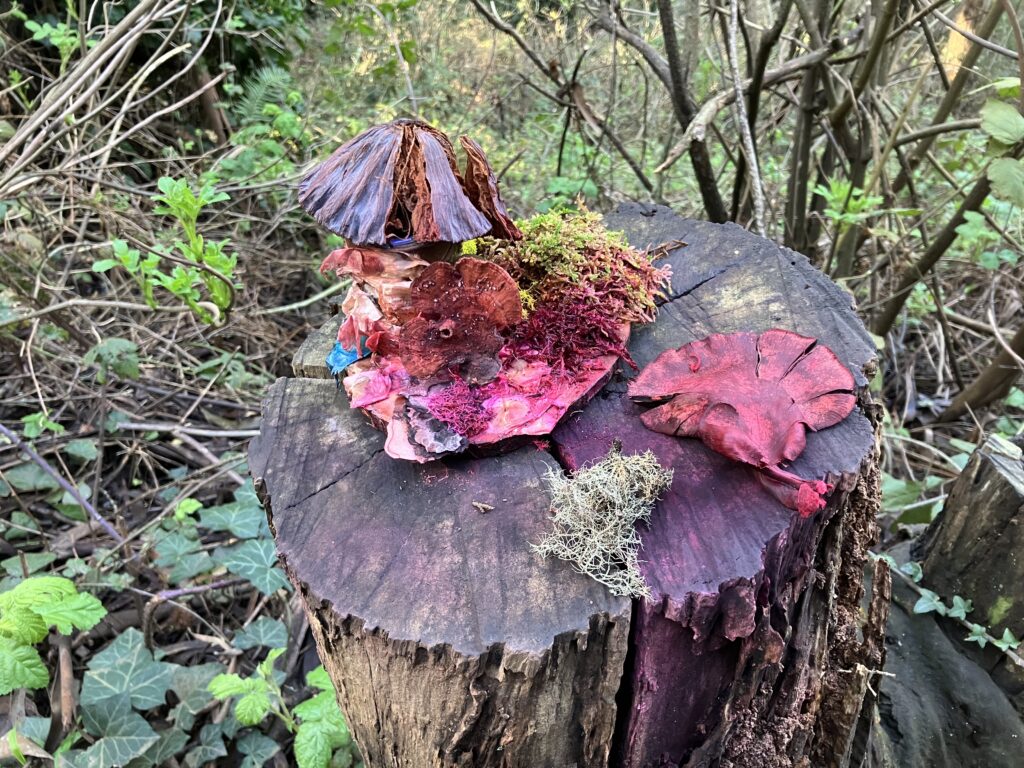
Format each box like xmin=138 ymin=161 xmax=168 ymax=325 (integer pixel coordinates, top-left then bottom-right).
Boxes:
xmin=628 ymin=329 xmax=856 ymax=516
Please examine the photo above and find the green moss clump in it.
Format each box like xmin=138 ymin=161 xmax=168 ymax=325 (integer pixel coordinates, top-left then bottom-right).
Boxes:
xmin=475 ymin=210 xmax=669 ymax=324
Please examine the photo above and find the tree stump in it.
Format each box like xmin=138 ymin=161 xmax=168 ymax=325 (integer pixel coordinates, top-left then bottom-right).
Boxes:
xmin=916 ymin=435 xmax=1024 ymax=709
xmin=249 ymin=205 xmax=888 ymax=768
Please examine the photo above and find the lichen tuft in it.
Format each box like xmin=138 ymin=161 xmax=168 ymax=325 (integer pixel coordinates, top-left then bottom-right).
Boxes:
xmin=533 ymin=444 xmax=673 ymax=598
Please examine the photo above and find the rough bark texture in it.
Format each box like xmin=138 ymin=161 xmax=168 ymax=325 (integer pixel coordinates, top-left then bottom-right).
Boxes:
xmin=916 ymin=435 xmax=1024 ymax=711
xmin=251 ymin=206 xmax=887 ymax=767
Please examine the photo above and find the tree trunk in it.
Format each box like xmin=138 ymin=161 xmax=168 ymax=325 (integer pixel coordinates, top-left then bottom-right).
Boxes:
xmin=250 ymin=206 xmax=888 ymax=767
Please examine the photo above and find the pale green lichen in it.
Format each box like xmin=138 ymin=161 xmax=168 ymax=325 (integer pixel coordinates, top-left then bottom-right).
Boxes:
xmin=533 ymin=444 xmax=673 ymax=598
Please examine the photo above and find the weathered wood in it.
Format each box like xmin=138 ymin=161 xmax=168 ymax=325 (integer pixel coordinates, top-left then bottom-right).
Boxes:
xmin=291 ymin=312 xmax=343 ymax=378
xmin=252 ymin=205 xmax=887 ymax=768
xmin=917 ymin=435 xmax=1024 ymax=709
xmin=249 ymin=377 xmax=631 ymax=767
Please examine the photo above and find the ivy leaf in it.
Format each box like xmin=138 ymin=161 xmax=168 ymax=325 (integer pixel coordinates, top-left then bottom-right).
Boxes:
xmin=80 ymin=628 xmax=176 ymax=709
xmin=988 ymin=157 xmax=1024 ymax=207
xmin=898 ymin=561 xmax=923 ymax=583
xmin=169 ymin=663 xmax=220 ymax=731
xmin=213 ymin=539 xmax=290 ymax=595
xmin=980 ymin=99 xmax=1024 ymax=144
xmin=0 ymin=637 xmax=49 ymax=694
xmin=237 ymin=731 xmax=280 ymax=768
xmin=0 ymin=462 xmax=60 ymax=494
xmin=126 ymin=727 xmax=189 ymax=768
xmin=233 ymin=617 xmax=288 ymax=650
xmin=77 ymin=694 xmax=159 ymax=768
xmin=63 ymin=438 xmax=99 ymax=462
xmin=1 ymin=552 xmax=56 ymax=577
xmin=993 ymin=628 xmax=1021 ymax=652
xmin=912 ymin=588 xmax=947 ymax=616
xmin=948 ymin=595 xmax=973 ymax=620
xmin=153 ymin=530 xmax=213 ymax=585
xmin=964 ymin=623 xmax=988 ymax=647
xmin=200 ymin=498 xmax=268 ymax=539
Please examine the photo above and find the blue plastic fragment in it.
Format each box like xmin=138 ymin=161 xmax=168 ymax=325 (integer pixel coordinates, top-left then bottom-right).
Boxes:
xmin=386 ymin=235 xmax=416 ymax=248
xmin=327 ymin=340 xmax=363 ymax=381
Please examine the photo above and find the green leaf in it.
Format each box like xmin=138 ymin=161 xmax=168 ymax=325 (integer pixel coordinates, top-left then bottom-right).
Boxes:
xmin=0 ymin=462 xmax=60 ymax=494
xmin=213 ymin=539 xmax=290 ymax=595
xmin=1007 ymin=388 xmax=1024 ymax=409
xmin=80 ymin=628 xmax=176 ymax=709
xmin=235 ymin=689 xmax=272 ymax=726
xmin=980 ymin=99 xmax=1024 ymax=144
xmin=63 ymin=439 xmax=99 ymax=462
xmin=168 ymin=663 xmax=220 ymax=731
xmin=993 ymin=627 xmax=1021 ymax=652
xmin=965 ymin=623 xmax=989 ymax=648
xmin=83 ymin=338 xmax=141 ymax=383
xmin=200 ymin=498 xmax=268 ymax=539
xmin=881 ymin=473 xmax=923 ymax=511
xmin=258 ymin=647 xmax=286 ymax=679
xmin=33 ymin=590 xmax=106 ymax=634
xmin=91 ymin=259 xmax=119 ymax=273
xmin=153 ymin=530 xmax=213 ymax=584
xmin=237 ymin=731 xmax=280 ymax=768
xmin=293 ymin=722 xmax=333 ymax=768
xmin=305 ymin=665 xmax=334 ymax=693
xmin=898 ymin=561 xmax=923 ymax=583
xmin=233 ymin=617 xmax=287 ymax=650
xmin=913 ymin=588 xmax=948 ymax=616
xmin=207 ymin=673 xmax=255 ymax=699
xmin=127 ymin=727 xmax=188 ymax=767
xmin=78 ymin=695 xmax=159 ymax=768
xmin=1 ymin=552 xmax=56 ymax=577
xmin=0 ymin=637 xmax=49 ymax=693
xmin=988 ymin=158 xmax=1024 ymax=207
xmin=948 ymin=595 xmax=974 ymax=620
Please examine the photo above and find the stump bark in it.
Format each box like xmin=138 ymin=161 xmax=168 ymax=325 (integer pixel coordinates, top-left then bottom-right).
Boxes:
xmin=249 ymin=205 xmax=888 ymax=767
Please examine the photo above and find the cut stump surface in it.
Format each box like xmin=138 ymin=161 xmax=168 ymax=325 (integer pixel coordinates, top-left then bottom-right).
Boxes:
xmin=250 ymin=205 xmax=888 ymax=768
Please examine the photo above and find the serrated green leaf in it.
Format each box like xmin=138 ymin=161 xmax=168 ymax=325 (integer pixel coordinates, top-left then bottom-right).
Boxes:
xmin=78 ymin=694 xmax=158 ymax=768
xmin=213 ymin=539 xmax=290 ymax=595
xmin=207 ymin=673 xmax=254 ymax=699
xmin=293 ymin=691 xmax=337 ymax=723
xmin=233 ymin=617 xmax=287 ymax=650
xmin=0 ymin=637 xmax=49 ymax=693
xmin=981 ymin=99 xmax=1024 ymax=144
xmin=32 ymin=590 xmax=106 ymax=635
xmin=258 ymin=647 xmax=286 ymax=679
xmin=235 ymin=689 xmax=272 ymax=726
xmin=294 ymin=722 xmax=333 ymax=768
xmin=305 ymin=665 xmax=334 ymax=693
xmin=81 ymin=628 xmax=175 ymax=709
xmin=989 ymin=157 xmax=1024 ymax=207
